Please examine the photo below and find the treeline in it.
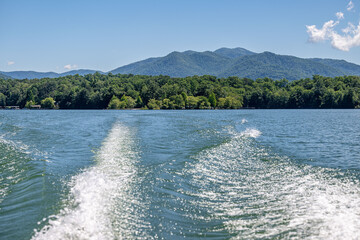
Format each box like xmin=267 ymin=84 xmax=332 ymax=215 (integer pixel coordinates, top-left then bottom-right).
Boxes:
xmin=0 ymin=73 xmax=360 ymax=109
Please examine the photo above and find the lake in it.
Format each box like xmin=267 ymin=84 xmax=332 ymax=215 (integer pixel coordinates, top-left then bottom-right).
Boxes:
xmin=1 ymin=110 xmax=360 ymax=239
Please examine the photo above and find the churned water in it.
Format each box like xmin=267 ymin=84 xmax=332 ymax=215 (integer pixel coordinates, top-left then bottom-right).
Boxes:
xmin=0 ymin=110 xmax=360 ymax=239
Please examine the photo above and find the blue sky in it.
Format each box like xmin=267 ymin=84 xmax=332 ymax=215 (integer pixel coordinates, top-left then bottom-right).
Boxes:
xmin=1 ymin=0 xmax=360 ymax=72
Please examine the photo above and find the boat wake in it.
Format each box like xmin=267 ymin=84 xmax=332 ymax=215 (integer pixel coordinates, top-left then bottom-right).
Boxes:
xmin=183 ymin=127 xmax=360 ymax=239
xmin=32 ymin=122 xmax=150 ymax=240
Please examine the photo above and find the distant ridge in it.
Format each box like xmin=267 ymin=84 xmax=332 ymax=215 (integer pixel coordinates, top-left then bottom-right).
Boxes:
xmin=2 ymin=48 xmax=360 ymax=80
xmin=0 ymin=69 xmax=103 ymax=80
xmin=0 ymin=72 xmax=12 ymax=79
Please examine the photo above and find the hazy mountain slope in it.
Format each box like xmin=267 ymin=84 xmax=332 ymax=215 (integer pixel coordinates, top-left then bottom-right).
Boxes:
xmin=310 ymin=58 xmax=360 ymax=76
xmin=0 ymin=72 xmax=12 ymax=79
xmin=1 ymin=69 xmax=102 ymax=80
xmin=59 ymin=69 xmax=103 ymax=76
xmin=221 ymin=52 xmax=345 ymax=80
xmin=1 ymin=71 xmax=59 ymax=79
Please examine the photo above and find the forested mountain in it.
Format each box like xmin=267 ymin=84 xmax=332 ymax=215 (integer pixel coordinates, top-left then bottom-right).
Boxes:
xmin=309 ymin=58 xmax=360 ymax=76
xmin=219 ymin=52 xmax=345 ymax=80
xmin=111 ymin=51 xmax=232 ymax=76
xmin=2 ymin=48 xmax=360 ymax=80
xmin=111 ymin=48 xmax=360 ymax=80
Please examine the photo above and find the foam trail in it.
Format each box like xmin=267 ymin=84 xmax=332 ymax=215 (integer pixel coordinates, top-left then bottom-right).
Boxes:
xmin=184 ymin=128 xmax=360 ymax=239
xmin=32 ymin=122 xmax=149 ymax=239
xmin=239 ymin=128 xmax=261 ymax=138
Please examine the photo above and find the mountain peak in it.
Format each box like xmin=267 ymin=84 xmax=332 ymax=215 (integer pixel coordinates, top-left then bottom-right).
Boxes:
xmin=214 ymin=47 xmax=256 ymax=58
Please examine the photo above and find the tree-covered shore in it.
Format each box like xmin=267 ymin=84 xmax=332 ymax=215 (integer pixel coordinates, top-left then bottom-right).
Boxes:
xmin=0 ymin=73 xmax=359 ymax=109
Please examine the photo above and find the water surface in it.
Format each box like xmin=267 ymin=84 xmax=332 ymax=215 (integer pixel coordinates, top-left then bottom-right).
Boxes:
xmin=1 ymin=110 xmax=360 ymax=239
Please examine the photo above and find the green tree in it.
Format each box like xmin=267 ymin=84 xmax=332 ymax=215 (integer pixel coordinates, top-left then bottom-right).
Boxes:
xmin=0 ymin=93 xmax=6 ymax=107
xmin=198 ymin=96 xmax=210 ymax=109
xmin=25 ymin=100 xmax=36 ymax=109
xmin=208 ymin=92 xmax=217 ymax=108
xmin=107 ymin=95 xmax=121 ymax=109
xmin=181 ymin=92 xmax=188 ymax=106
xmin=136 ymin=96 xmax=143 ymax=108
xmin=161 ymin=98 xmax=170 ymax=109
xmin=41 ymin=97 xmax=56 ymax=109
xmin=126 ymin=96 xmax=136 ymax=108
xmin=147 ymin=99 xmax=160 ymax=110
xmin=217 ymin=98 xmax=226 ymax=108
xmin=187 ymin=96 xmax=199 ymax=109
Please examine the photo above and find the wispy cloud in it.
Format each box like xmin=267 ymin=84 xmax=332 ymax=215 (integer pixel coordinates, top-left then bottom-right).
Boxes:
xmin=342 ymin=22 xmax=356 ymax=34
xmin=336 ymin=12 xmax=344 ymax=20
xmin=347 ymin=1 xmax=354 ymax=11
xmin=306 ymin=1 xmax=360 ymax=51
xmin=64 ymin=64 xmax=78 ymax=70
xmin=7 ymin=61 xmax=15 ymax=66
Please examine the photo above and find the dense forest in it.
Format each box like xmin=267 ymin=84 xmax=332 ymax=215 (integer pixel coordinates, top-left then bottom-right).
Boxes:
xmin=0 ymin=73 xmax=359 ymax=109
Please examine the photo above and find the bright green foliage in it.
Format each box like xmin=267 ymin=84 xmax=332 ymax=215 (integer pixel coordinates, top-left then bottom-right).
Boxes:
xmin=208 ymin=92 xmax=217 ymax=108
xmin=25 ymin=100 xmax=36 ymax=109
xmin=0 ymin=93 xmax=6 ymax=106
xmin=136 ymin=96 xmax=143 ymax=108
xmin=107 ymin=96 xmax=120 ymax=109
xmin=120 ymin=95 xmax=128 ymax=104
xmin=198 ymin=96 xmax=211 ymax=109
xmin=187 ymin=96 xmax=199 ymax=109
xmin=1 ymin=73 xmax=360 ymax=109
xmin=147 ymin=99 xmax=160 ymax=110
xmin=126 ymin=96 xmax=135 ymax=108
xmin=161 ymin=98 xmax=170 ymax=109
xmin=41 ymin=97 xmax=55 ymax=109
xmin=118 ymin=101 xmax=127 ymax=109
xmin=181 ymin=92 xmax=188 ymax=106
xmin=217 ymin=97 xmax=242 ymax=109
xmin=170 ymin=95 xmax=185 ymax=109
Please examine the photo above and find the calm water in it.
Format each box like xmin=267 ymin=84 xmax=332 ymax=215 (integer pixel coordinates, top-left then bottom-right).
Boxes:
xmin=0 ymin=110 xmax=360 ymax=239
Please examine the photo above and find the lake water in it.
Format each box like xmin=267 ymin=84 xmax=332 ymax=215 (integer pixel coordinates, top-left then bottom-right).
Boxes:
xmin=0 ymin=110 xmax=360 ymax=239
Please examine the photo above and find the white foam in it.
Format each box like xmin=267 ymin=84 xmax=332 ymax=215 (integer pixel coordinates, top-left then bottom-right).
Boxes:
xmin=240 ymin=128 xmax=262 ymax=138
xmin=185 ymin=132 xmax=360 ymax=239
xmin=32 ymin=123 xmax=149 ymax=239
xmin=241 ymin=118 xmax=248 ymax=124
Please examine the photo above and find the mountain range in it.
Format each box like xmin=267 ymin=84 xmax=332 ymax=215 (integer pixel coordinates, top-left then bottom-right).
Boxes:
xmin=2 ymin=47 xmax=360 ymax=81
xmin=0 ymin=69 xmax=102 ymax=80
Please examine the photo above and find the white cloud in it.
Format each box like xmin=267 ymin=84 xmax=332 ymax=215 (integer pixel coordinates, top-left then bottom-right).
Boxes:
xmin=336 ymin=12 xmax=344 ymax=20
xmin=64 ymin=64 xmax=78 ymax=70
xmin=347 ymin=1 xmax=354 ymax=11
xmin=342 ymin=22 xmax=356 ymax=34
xmin=306 ymin=1 xmax=360 ymax=51
xmin=7 ymin=61 xmax=15 ymax=66
xmin=306 ymin=20 xmax=339 ymax=42
xmin=306 ymin=20 xmax=360 ymax=51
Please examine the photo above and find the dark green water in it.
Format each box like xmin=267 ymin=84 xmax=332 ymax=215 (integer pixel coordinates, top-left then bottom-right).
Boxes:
xmin=0 ymin=110 xmax=359 ymax=239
